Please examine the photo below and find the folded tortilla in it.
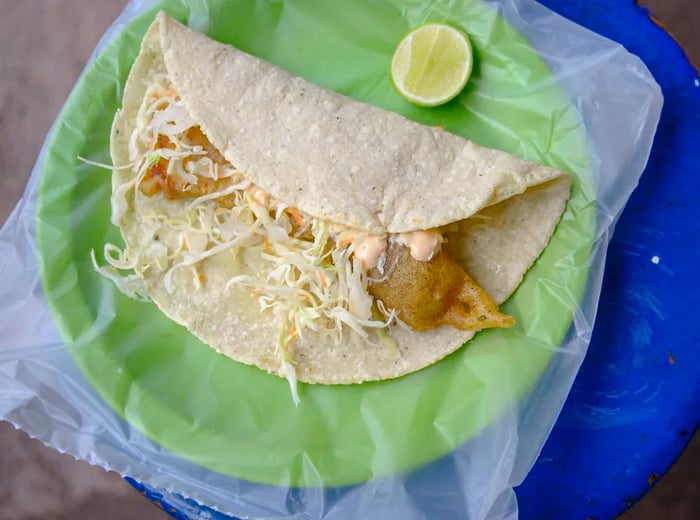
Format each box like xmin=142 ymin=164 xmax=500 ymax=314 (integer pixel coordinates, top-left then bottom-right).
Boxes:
xmin=109 ymin=13 xmax=570 ymax=384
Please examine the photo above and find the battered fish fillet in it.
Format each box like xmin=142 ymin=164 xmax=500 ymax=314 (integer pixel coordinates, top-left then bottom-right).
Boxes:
xmin=369 ymin=244 xmax=514 ymax=332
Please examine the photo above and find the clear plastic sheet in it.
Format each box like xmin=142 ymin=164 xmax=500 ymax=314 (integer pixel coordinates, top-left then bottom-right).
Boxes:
xmin=0 ymin=0 xmax=662 ymax=518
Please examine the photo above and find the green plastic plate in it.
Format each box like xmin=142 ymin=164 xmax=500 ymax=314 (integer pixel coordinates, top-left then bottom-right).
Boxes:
xmin=36 ymin=0 xmax=594 ymax=488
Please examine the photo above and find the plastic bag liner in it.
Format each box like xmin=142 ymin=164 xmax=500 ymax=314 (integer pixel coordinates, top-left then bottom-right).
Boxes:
xmin=0 ymin=0 xmax=662 ymax=518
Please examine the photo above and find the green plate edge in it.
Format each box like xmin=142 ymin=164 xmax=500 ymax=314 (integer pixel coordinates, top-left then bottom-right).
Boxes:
xmin=36 ymin=0 xmax=595 ymax=488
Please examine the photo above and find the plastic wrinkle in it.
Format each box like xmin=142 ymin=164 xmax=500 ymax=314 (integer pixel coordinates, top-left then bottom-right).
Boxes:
xmin=0 ymin=0 xmax=662 ymax=519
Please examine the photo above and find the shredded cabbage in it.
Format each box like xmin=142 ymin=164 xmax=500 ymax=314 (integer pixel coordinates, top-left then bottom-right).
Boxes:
xmin=94 ymin=72 xmax=397 ymax=405
xmin=90 ymin=249 xmax=150 ymax=302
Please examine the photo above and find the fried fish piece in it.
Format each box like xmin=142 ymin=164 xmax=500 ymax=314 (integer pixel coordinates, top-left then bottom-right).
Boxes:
xmin=369 ymin=243 xmax=514 ymax=332
xmin=139 ymin=128 xmax=235 ymax=202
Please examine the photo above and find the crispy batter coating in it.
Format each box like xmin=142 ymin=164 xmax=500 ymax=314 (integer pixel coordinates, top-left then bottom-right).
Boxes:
xmin=369 ymin=244 xmax=514 ymax=332
xmin=139 ymin=127 xmax=235 ymax=205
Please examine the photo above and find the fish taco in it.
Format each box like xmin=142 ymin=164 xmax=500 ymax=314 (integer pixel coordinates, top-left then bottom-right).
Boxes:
xmin=101 ymin=13 xmax=571 ymax=400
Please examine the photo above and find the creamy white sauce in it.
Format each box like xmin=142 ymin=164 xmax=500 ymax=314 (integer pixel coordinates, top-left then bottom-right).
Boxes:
xmin=353 ymin=234 xmax=387 ymax=270
xmin=395 ymin=230 xmax=442 ymax=262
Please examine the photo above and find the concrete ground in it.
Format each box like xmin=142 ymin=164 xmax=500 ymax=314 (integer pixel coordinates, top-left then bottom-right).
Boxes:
xmin=0 ymin=1 xmax=697 ymax=519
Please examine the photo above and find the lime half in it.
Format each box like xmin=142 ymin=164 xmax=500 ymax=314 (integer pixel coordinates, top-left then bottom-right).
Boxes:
xmin=391 ymin=23 xmax=473 ymax=107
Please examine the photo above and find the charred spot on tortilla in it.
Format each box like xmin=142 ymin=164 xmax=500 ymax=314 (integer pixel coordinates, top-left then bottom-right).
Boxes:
xmin=102 ymin=13 xmax=571 ymax=390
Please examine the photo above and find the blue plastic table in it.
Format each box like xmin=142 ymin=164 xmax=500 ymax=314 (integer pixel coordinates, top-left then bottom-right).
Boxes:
xmin=127 ymin=1 xmax=700 ymax=518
